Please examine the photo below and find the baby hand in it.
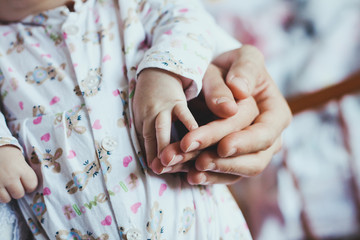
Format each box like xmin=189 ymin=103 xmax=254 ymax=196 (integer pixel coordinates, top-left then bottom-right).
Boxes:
xmin=133 ymin=68 xmax=198 ymax=172
xmin=0 ymin=146 xmax=38 ymax=203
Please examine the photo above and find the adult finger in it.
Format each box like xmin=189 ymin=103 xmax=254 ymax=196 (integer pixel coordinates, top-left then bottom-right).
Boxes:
xmin=180 ymin=97 xmax=259 ymax=153
xmin=195 ymin=138 xmax=282 ymax=178
xmin=187 ymin=168 xmax=241 ymax=185
xmin=151 ymin=157 xmax=193 ymax=174
xmin=213 ymin=45 xmax=266 ymax=100
xmin=202 ymin=64 xmax=237 ymax=118
xmin=218 ymin=78 xmax=291 ymax=157
xmin=160 ymin=141 xmax=201 ymax=167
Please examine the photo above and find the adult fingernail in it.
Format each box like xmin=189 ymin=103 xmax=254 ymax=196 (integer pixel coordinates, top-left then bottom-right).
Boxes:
xmin=160 ymin=166 xmax=173 ymax=174
xmin=224 ymin=148 xmax=237 ymax=157
xmin=168 ymin=154 xmax=183 ymax=166
xmin=199 ymin=173 xmax=207 ymax=184
xmin=185 ymin=141 xmax=200 ymax=152
xmin=205 ymin=162 xmax=216 ymax=171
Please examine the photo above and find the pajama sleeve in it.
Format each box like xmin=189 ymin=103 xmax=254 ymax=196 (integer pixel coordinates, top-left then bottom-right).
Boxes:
xmin=0 ymin=113 xmax=23 ymax=152
xmin=135 ymin=0 xmax=240 ymax=100
xmin=0 ymin=69 xmax=23 ymax=151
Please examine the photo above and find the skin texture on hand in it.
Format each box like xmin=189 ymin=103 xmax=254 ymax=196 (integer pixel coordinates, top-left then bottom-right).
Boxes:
xmin=133 ymin=68 xmax=198 ymax=171
xmin=157 ymin=45 xmax=292 ymax=185
xmin=0 ymin=146 xmax=38 ymax=203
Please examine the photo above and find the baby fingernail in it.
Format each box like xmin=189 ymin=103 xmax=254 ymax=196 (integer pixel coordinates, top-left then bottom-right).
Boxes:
xmin=215 ymin=97 xmax=230 ymax=105
xmin=190 ymin=125 xmax=198 ymax=130
xmin=186 ymin=141 xmax=200 ymax=152
xmin=168 ymin=154 xmax=183 ymax=166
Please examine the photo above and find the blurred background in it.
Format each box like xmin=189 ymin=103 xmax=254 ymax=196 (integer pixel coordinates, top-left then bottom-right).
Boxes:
xmin=202 ymin=0 xmax=360 ymax=239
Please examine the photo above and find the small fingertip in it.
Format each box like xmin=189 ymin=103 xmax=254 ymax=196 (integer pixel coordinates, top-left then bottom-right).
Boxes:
xmin=25 ymin=182 xmax=38 ymax=194
xmin=150 ymin=157 xmax=161 ymax=173
xmin=189 ymin=123 xmax=198 ymax=131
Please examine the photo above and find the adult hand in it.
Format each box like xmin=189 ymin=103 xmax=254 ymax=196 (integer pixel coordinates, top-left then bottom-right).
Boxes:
xmin=157 ymin=45 xmax=292 ymax=185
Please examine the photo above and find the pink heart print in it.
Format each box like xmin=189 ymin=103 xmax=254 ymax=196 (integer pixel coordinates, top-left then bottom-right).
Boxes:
xmin=179 ymin=8 xmax=189 ymax=13
xmin=112 ymin=89 xmax=120 ymax=97
xmin=50 ymin=96 xmax=60 ymax=105
xmin=33 ymin=116 xmax=42 ymax=125
xmin=159 ymin=183 xmax=167 ymax=196
xmin=3 ymin=30 xmax=13 ymax=37
xmin=67 ymin=150 xmax=76 ymax=159
xmin=102 ymin=54 xmax=111 ymax=62
xmin=131 ymin=202 xmax=141 ymax=214
xmin=41 ymin=133 xmax=50 ymax=142
xmin=92 ymin=119 xmax=102 ymax=129
xmin=43 ymin=187 xmax=51 ymax=196
xmin=19 ymin=101 xmax=24 ymax=110
xmin=101 ymin=215 xmax=112 ymax=226
xmin=123 ymin=156 xmax=133 ymax=167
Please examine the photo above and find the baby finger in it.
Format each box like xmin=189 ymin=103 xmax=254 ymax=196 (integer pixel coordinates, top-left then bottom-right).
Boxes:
xmin=0 ymin=188 xmax=12 ymax=203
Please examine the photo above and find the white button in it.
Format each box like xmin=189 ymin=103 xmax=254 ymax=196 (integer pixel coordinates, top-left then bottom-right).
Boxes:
xmin=86 ymin=74 xmax=100 ymax=89
xmin=64 ymin=25 xmax=79 ymax=35
xmin=101 ymin=136 xmax=118 ymax=151
xmin=126 ymin=228 xmax=142 ymax=240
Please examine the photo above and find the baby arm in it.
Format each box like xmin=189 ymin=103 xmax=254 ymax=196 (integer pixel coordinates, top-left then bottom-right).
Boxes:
xmin=0 ymin=145 xmax=37 ymax=203
xmin=133 ymin=68 xmax=198 ymax=171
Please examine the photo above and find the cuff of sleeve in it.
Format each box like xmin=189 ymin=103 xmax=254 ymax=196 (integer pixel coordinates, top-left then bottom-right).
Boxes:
xmin=137 ymin=45 xmax=212 ymax=100
xmin=0 ymin=136 xmax=24 ymax=153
